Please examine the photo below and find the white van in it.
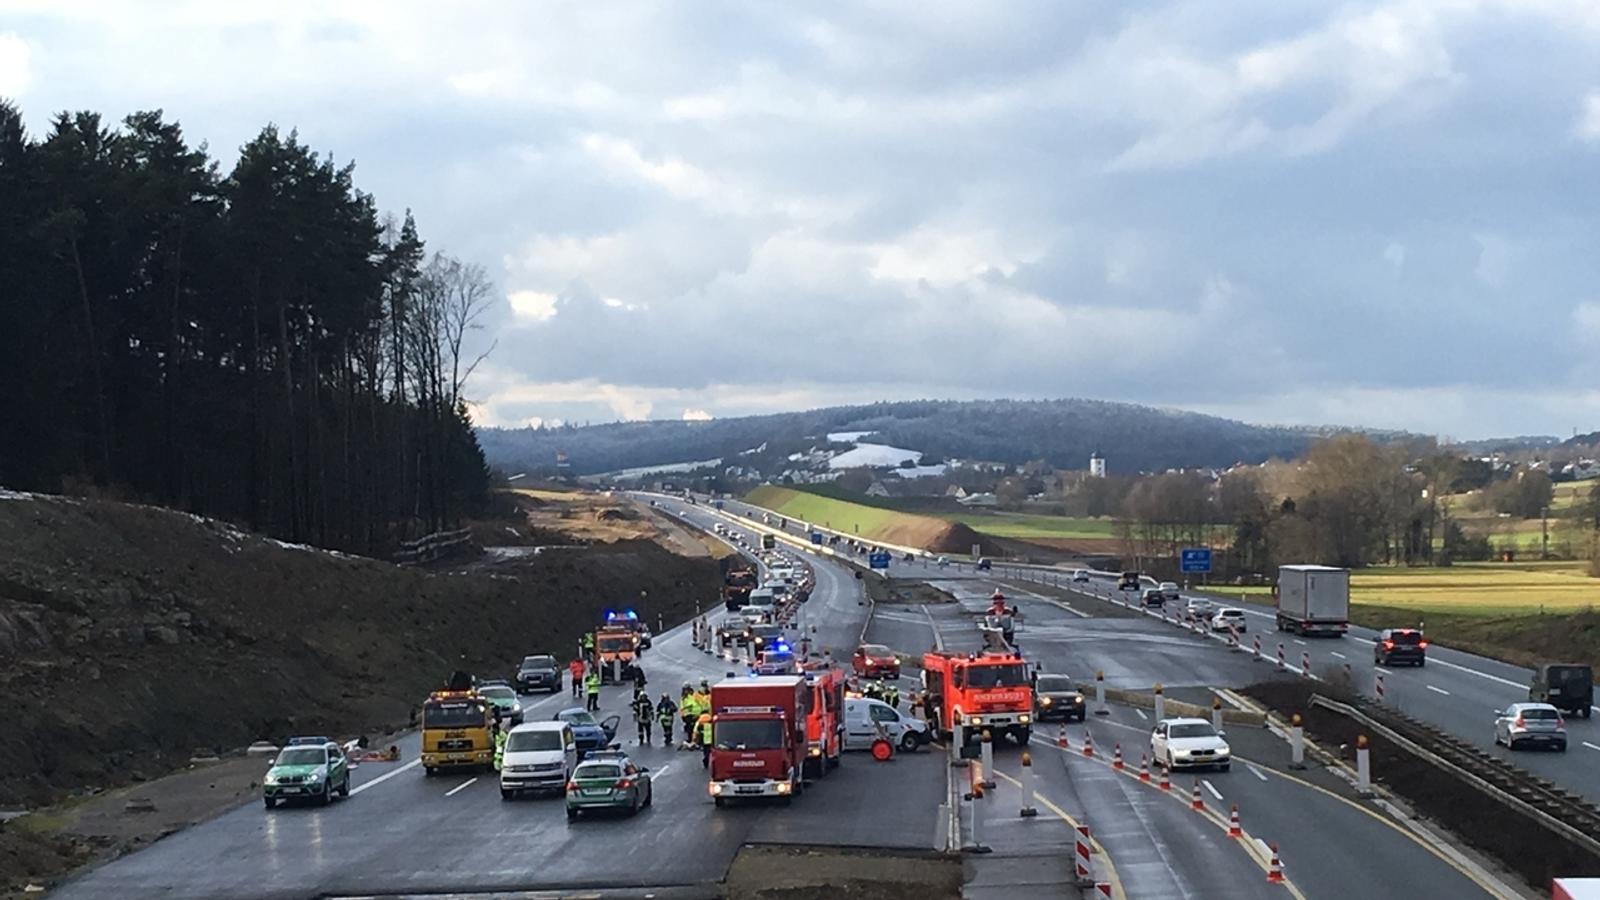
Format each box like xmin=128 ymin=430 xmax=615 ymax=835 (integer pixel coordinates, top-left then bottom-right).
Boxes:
xmin=499 ymin=721 xmax=577 ymax=800
xmin=843 ymin=697 xmax=929 ymax=753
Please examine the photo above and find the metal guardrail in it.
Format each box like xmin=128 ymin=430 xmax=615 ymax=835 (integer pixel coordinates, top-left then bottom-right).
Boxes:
xmin=393 ymin=528 xmax=472 ymax=565
xmin=1308 ymin=694 xmax=1600 ymax=859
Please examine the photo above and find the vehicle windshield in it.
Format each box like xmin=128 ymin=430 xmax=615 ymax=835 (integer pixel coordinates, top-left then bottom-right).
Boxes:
xmin=274 ymin=748 xmax=326 ymax=767
xmin=506 ymin=730 xmax=563 ymax=752
xmin=1170 ymin=723 xmax=1218 ymax=739
xmin=521 ymin=656 xmax=555 ymax=670
xmin=751 ymin=625 xmax=782 ymax=638
xmin=598 ymin=636 xmax=633 ymax=653
xmin=965 ymin=664 xmax=1028 ymax=688
xmin=1036 ymin=676 xmax=1074 ymax=692
xmin=559 ymin=710 xmax=598 ymax=727
xmin=575 ymin=764 xmax=621 ymax=780
xmin=860 ymin=645 xmax=891 ymax=656
xmin=714 ymin=719 xmax=785 ymax=750
xmin=479 ymin=686 xmax=516 ymax=702
xmin=423 ymin=700 xmax=488 ymax=730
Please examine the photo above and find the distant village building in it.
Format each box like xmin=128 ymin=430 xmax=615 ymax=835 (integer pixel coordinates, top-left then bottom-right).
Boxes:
xmin=1089 ymin=450 xmax=1106 ymax=479
xmin=958 ymin=492 xmax=1000 ymax=508
xmin=945 ymin=485 xmax=968 ymax=499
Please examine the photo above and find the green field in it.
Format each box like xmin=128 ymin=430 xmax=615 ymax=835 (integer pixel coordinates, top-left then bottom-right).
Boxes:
xmin=744 ymin=486 xmax=951 ymax=545
xmin=752 ymin=484 xmax=1117 ymax=544
xmin=935 ymin=511 xmax=1117 ymax=541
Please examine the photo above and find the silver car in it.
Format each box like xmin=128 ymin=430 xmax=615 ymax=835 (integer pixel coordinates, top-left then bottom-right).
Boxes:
xmin=1493 ymin=702 xmax=1567 ymax=752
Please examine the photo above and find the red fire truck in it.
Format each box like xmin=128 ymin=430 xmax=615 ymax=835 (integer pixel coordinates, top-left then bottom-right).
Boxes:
xmin=921 ymin=650 xmax=1033 ymax=745
xmin=707 ymin=675 xmax=807 ymax=806
xmin=800 ymin=664 xmax=845 ymax=779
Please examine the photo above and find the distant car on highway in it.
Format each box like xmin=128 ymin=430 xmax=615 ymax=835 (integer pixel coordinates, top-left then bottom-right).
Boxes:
xmin=263 ymin=737 xmax=351 ymax=808
xmin=745 ymin=621 xmax=785 ymax=650
xmin=1160 ymin=581 xmax=1181 ymax=601
xmin=1119 ymin=571 xmax=1141 ymax=591
xmin=1181 ymin=598 xmax=1214 ymax=622
xmin=1373 ymin=628 xmax=1427 ymax=667
xmin=515 ymin=654 xmax=561 ymax=694
xmin=1150 ymin=718 xmax=1231 ymax=771
xmin=478 ymin=683 xmax=524 ymax=726
xmin=1494 ymin=702 xmax=1568 ymax=752
xmin=554 ymin=708 xmax=620 ymax=756
xmin=1141 ymin=588 xmax=1165 ymax=608
xmin=977 ymin=557 xmax=992 ymax=571
xmin=565 ymin=749 xmax=653 ymax=819
xmin=1071 ymin=569 xmax=1090 ymax=583
xmin=499 ymin=721 xmax=577 ymax=799
xmin=1529 ymin=663 xmax=1594 ymax=718
xmin=936 ymin=556 xmax=950 ymax=567
xmin=852 ymin=643 xmax=901 ymax=679
xmin=1209 ymin=608 xmax=1248 ymax=633
xmin=1032 ymin=673 xmax=1086 ymax=723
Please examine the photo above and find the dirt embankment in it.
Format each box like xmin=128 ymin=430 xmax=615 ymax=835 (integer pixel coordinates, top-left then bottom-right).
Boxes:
xmin=0 ymin=491 xmax=722 ymax=810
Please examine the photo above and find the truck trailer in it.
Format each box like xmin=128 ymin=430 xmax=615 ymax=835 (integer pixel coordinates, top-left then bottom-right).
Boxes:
xmin=1275 ymin=564 xmax=1350 ymax=636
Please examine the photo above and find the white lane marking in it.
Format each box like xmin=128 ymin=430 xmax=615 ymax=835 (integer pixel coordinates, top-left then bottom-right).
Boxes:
xmin=652 ymin=764 xmax=672 ymax=779
xmin=1248 ymin=765 xmax=1269 ymax=782
xmin=1292 ymin=639 xmax=1307 ymax=646
xmin=1202 ymin=780 xmax=1223 ymax=801
xmin=1425 ymin=685 xmax=1451 ymax=696
xmin=1133 ymin=708 xmax=1148 ymax=720
xmin=349 ymin=759 xmax=420 ymax=795
xmin=444 ymin=777 xmax=478 ymax=797
xmin=1583 ymin=742 xmax=1600 ymax=753
xmin=1330 ymin=651 xmax=1347 ymax=660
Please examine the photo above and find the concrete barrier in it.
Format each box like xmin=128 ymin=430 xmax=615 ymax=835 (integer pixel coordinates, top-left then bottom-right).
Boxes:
xmin=1100 ymin=687 xmax=1266 ymax=727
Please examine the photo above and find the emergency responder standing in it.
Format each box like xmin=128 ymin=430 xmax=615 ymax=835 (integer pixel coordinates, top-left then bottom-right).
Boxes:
xmin=568 ymin=657 xmax=585 ymax=698
xmin=580 ymin=630 xmax=595 ymax=663
xmin=493 ymin=719 xmax=507 ymax=771
xmin=584 ymin=669 xmax=601 ymax=712
xmin=632 ymin=689 xmax=655 ymax=745
xmin=632 ymin=663 xmax=648 ymax=691
xmin=678 ymin=684 xmax=698 ymax=747
xmin=883 ymin=680 xmax=899 ymax=709
xmin=697 ymin=713 xmax=714 ymax=768
xmin=656 ymin=692 xmax=678 ymax=747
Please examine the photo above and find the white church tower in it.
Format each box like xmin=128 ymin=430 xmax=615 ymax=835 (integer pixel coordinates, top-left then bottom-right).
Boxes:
xmin=1089 ymin=450 xmax=1106 ymax=478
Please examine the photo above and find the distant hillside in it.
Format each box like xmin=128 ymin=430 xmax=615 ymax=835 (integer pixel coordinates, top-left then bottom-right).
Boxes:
xmin=478 ymin=398 xmax=1341 ymax=476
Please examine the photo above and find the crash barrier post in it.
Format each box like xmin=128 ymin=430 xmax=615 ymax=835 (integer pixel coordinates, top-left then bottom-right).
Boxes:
xmin=1301 ymin=651 xmax=1311 ymax=678
xmin=1228 ymin=624 xmax=1240 ymax=651
xmin=1375 ymin=670 xmax=1385 ymax=703
xmin=1289 ymin=713 xmax=1306 ymax=769
xmin=1153 ymin=683 xmax=1165 ymax=723
xmin=1191 ymin=779 xmax=1204 ymax=811
xmin=980 ymin=729 xmax=996 ymax=789
xmin=1356 ymin=734 xmax=1373 ymax=797
xmin=1094 ymin=671 xmax=1108 ymax=716
xmin=1074 ymin=823 xmax=1093 ymax=886
xmin=1227 ymin=804 xmax=1242 ymax=838
xmin=1112 ymin=743 xmax=1124 ymax=770
xmin=1019 ymin=750 xmax=1038 ymax=817
xmin=1276 ymin=642 xmax=1286 ymax=669
xmin=1138 ymin=752 xmax=1150 ymax=782
xmin=1266 ymin=843 xmax=1285 ymax=883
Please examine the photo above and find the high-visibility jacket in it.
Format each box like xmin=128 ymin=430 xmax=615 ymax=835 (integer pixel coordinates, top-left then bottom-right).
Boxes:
xmin=697 ymin=714 xmax=713 ymax=745
xmin=679 ymin=693 xmax=699 ymax=717
xmin=493 ymin=729 xmax=507 ymax=769
xmin=584 ymin=673 xmax=600 ymax=695
xmin=581 ymin=633 xmax=595 ymax=650
xmin=692 ymin=691 xmax=710 ymax=714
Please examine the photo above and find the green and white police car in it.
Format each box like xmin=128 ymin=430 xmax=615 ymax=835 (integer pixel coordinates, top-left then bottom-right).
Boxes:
xmin=263 ymin=737 xmax=351 ymax=808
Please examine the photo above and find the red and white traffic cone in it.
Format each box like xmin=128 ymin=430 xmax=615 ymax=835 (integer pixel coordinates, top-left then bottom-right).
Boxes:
xmin=1138 ymin=753 xmax=1150 ymax=782
xmin=1191 ymin=779 xmax=1204 ymax=811
xmin=1266 ymin=843 xmax=1284 ymax=883
xmin=1057 ymin=725 xmax=1069 ymax=749
xmin=1227 ymin=804 xmax=1242 ymax=838
xmin=1158 ymin=766 xmax=1170 ymax=791
xmin=1112 ymin=743 xmax=1124 ymax=770
xmin=1082 ymin=732 xmax=1094 ymax=758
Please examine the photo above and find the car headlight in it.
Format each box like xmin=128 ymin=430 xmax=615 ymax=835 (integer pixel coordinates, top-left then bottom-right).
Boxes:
xmin=1216 ymin=748 xmax=1230 ymax=757
xmin=1173 ymin=749 xmax=1191 ymax=758
xmin=776 ymin=781 xmax=792 ymax=794
xmin=1039 ymin=697 xmax=1053 ymax=706
xmin=968 ymin=716 xmax=983 ymax=725
xmin=1073 ymin=696 xmax=1084 ymax=704
xmin=308 ymin=771 xmax=324 ymax=782
xmin=709 ymin=783 xmax=724 ymax=795
xmin=1019 ymin=714 xmax=1031 ymax=724
xmin=264 ymin=774 xmax=278 ymax=785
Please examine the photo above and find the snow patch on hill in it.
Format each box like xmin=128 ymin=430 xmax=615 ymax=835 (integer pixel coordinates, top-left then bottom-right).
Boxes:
xmin=829 ymin=443 xmax=922 ymax=469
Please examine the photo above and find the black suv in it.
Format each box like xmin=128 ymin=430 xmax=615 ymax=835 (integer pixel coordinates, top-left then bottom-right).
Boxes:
xmin=1033 ymin=674 xmax=1086 ymax=723
xmin=515 ymin=654 xmax=561 ymax=694
xmin=1530 ymin=663 xmax=1594 ymax=718
xmin=1374 ymin=629 xmax=1427 ymax=667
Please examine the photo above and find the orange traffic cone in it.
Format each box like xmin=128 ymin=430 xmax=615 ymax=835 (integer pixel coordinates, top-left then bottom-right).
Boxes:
xmin=1158 ymin=765 xmax=1170 ymax=791
xmin=1266 ymin=843 xmax=1284 ymax=883
xmin=1138 ymin=753 xmax=1150 ymax=782
xmin=1227 ymin=804 xmax=1242 ymax=838
xmin=1112 ymin=743 xmax=1124 ymax=770
xmin=1082 ymin=732 xmax=1094 ymax=758
xmin=1191 ymin=779 xmax=1205 ymax=811
xmin=1057 ymin=725 xmax=1069 ymax=749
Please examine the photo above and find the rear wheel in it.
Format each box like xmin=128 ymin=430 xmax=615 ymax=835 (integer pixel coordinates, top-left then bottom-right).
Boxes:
xmin=424 ymin=766 xmax=436 ymax=778
xmin=339 ymin=776 xmax=350 ymax=798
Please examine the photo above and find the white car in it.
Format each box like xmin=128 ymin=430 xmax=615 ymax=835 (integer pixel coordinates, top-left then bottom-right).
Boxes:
xmin=1210 ymin=608 xmax=1248 ymax=633
xmin=1182 ymin=598 xmax=1214 ymax=622
xmin=1160 ymin=581 xmax=1181 ymax=601
xmin=936 ymin=556 xmax=950 ymax=567
xmin=842 ymin=697 xmax=929 ymax=753
xmin=1071 ymin=570 xmax=1090 ymax=583
xmin=1151 ymin=718 xmax=1230 ymax=771
xmin=499 ymin=722 xmax=578 ymax=799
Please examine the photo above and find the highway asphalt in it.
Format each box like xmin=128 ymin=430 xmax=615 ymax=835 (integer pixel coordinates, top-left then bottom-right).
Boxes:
xmin=50 ymin=501 xmax=945 ymax=900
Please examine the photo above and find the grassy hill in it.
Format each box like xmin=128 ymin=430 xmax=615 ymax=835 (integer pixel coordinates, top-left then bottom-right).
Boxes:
xmin=743 ymin=486 xmax=1004 ymax=554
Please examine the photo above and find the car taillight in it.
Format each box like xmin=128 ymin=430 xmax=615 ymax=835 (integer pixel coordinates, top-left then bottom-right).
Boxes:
xmin=1513 ymin=716 xmax=1524 ymax=728
xmin=614 ymin=779 xmax=632 ymax=789
xmin=1381 ymin=640 xmax=1394 ymax=649
xmin=1418 ymin=640 xmax=1428 ymax=648
xmin=565 ymin=781 xmax=578 ymax=792
xmin=1556 ymin=717 xmax=1565 ymax=729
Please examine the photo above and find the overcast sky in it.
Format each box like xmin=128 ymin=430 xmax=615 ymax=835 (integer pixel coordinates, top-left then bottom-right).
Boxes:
xmin=6 ymin=1 xmax=1600 ymax=440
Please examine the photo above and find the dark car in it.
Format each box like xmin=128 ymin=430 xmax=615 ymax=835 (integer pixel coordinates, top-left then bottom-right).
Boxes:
xmin=1530 ymin=664 xmax=1594 ymax=718
xmin=1033 ymin=674 xmax=1086 ymax=723
xmin=1141 ymin=588 xmax=1165 ymax=608
xmin=516 ymin=654 xmax=561 ymax=694
xmin=554 ymin=708 xmax=621 ymax=755
xmin=745 ymin=622 xmax=785 ymax=650
xmin=1374 ymin=629 xmax=1427 ymax=667
xmin=1119 ymin=571 xmax=1142 ymax=591
xmin=977 ymin=558 xmax=993 ymax=571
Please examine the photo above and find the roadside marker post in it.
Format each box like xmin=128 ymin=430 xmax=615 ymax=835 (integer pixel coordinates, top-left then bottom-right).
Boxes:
xmin=1375 ymin=671 xmax=1385 ymax=704
xmin=1356 ymin=734 xmax=1374 ymax=797
xmin=1211 ymin=697 xmax=1224 ymax=733
xmin=1343 ymin=661 xmax=1353 ymax=683
xmin=1289 ymin=713 xmax=1306 ymax=770
xmin=1301 ymin=651 xmax=1311 ymax=678
xmin=1277 ymin=642 xmax=1286 ymax=669
xmin=1094 ymin=671 xmax=1108 ymax=716
xmin=1153 ymin=683 xmax=1165 ymax=723
xmin=1252 ymin=634 xmax=1262 ymax=660
xmin=980 ymin=729 xmax=996 ymax=789
xmin=1019 ymin=751 xmax=1038 ymax=818
xmin=1074 ymin=824 xmax=1093 ymax=886
xmin=1228 ymin=625 xmax=1240 ymax=651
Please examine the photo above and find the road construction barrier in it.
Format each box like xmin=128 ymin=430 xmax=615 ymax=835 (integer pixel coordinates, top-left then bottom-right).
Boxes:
xmin=1289 ymin=714 xmax=1306 ymax=769
xmin=1228 ymin=625 xmax=1240 ymax=651
xmin=1190 ymin=779 xmax=1204 ymax=811
xmin=1138 ymin=753 xmax=1150 ymax=782
xmin=1375 ymin=670 xmax=1385 ymax=703
xmin=1074 ymin=823 xmax=1093 ymax=885
xmin=1227 ymin=804 xmax=1242 ymax=838
xmin=1094 ymin=883 xmax=1112 ymax=899
xmin=1277 ymin=642 xmax=1286 ymax=669
xmin=1019 ymin=751 xmax=1038 ymax=818
xmin=1267 ymin=843 xmax=1284 ymax=883
xmin=1301 ymin=651 xmax=1311 ymax=678
xmin=1356 ymin=734 xmax=1373 ymax=797
xmin=1112 ymin=743 xmax=1124 ymax=770
xmin=1253 ymin=634 xmax=1262 ymax=659
xmin=980 ymin=728 xmax=996 ymax=789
